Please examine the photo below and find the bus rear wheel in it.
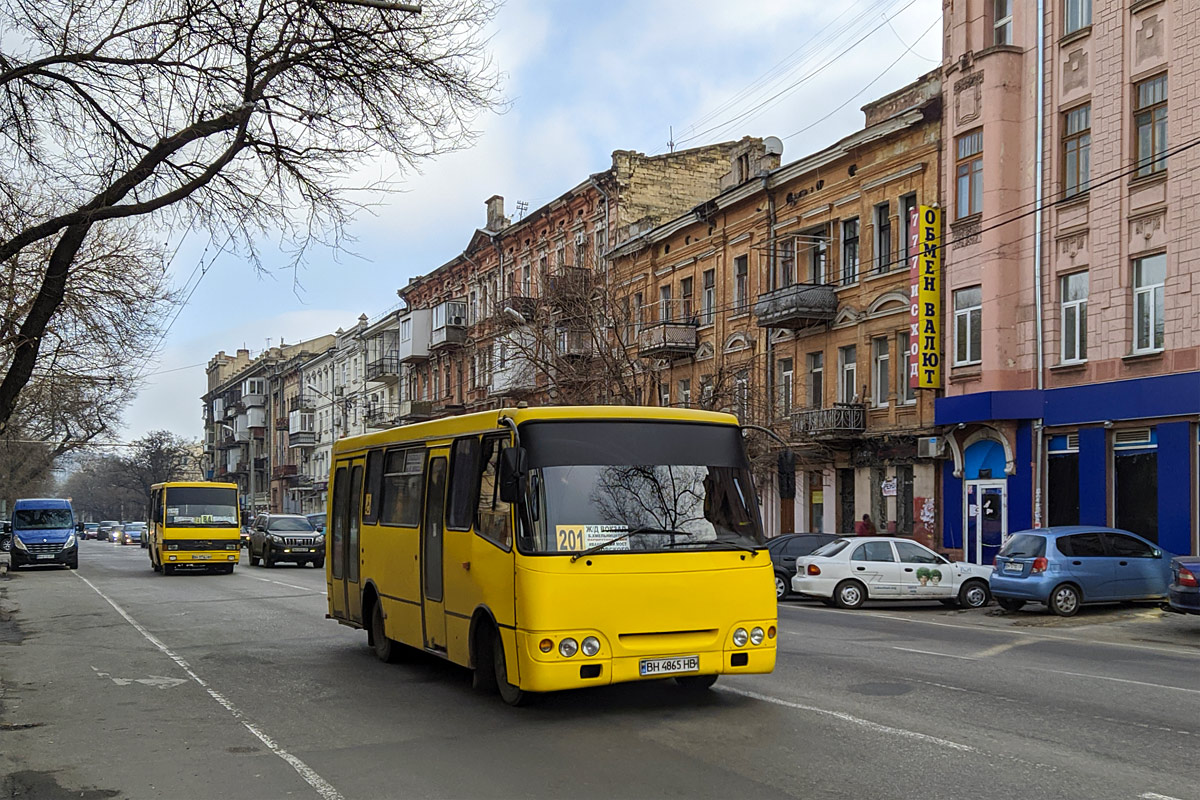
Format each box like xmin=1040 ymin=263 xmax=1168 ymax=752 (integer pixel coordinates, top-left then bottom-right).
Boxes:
xmin=493 ymin=630 xmax=528 ymax=707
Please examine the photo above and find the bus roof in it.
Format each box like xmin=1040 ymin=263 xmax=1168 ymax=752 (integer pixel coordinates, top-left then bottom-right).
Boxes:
xmin=14 ymin=498 xmax=73 ymax=510
xmin=333 ymin=405 xmax=741 ymax=456
xmin=151 ymin=481 xmax=239 ymax=491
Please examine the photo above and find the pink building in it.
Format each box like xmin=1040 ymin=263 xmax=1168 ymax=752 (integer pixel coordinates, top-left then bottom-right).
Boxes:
xmin=936 ymin=0 xmax=1198 ymax=561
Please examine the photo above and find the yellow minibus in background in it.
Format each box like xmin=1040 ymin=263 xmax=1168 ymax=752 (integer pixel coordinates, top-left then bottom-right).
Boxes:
xmin=148 ymin=481 xmax=241 ymax=575
xmin=326 ymin=406 xmax=776 ymax=705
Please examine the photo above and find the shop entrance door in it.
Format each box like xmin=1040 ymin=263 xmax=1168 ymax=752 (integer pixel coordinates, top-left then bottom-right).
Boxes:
xmin=965 ymin=481 xmax=1007 ymax=565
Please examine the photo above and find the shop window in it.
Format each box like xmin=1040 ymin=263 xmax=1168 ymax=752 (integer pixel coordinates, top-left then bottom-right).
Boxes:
xmin=1047 ymin=453 xmax=1079 ymax=527
xmin=1114 ymin=447 xmax=1158 ymax=543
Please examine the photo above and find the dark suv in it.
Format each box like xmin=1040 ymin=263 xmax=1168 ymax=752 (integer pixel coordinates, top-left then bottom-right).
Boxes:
xmin=248 ymin=513 xmax=325 ymax=568
xmin=768 ymin=533 xmax=839 ymax=599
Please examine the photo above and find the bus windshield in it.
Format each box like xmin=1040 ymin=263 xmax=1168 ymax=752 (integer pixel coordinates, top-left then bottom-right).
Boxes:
xmin=14 ymin=508 xmax=73 ymax=530
xmin=519 ymin=420 xmax=764 ymax=555
xmin=165 ymin=486 xmax=238 ymax=527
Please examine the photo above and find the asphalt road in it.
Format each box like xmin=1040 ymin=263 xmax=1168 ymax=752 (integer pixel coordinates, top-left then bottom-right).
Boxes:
xmin=2 ymin=539 xmax=1199 ymax=800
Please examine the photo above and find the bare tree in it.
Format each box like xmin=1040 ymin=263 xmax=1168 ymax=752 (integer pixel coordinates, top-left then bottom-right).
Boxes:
xmin=0 ymin=0 xmax=503 ymax=432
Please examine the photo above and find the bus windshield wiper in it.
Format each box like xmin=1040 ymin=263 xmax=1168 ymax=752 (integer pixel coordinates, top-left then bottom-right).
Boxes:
xmin=700 ymin=540 xmax=759 ymax=555
xmin=569 ymin=526 xmax=691 ymax=562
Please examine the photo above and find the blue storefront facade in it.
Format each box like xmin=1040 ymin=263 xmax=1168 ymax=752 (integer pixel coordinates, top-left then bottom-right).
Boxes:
xmin=936 ymin=372 xmax=1199 ymax=564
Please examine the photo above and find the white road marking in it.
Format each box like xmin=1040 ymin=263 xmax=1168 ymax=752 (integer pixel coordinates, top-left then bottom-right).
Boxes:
xmin=1025 ymin=666 xmax=1200 ymax=696
xmin=779 ymin=603 xmax=1200 ymax=659
xmin=74 ymin=573 xmax=343 ymax=800
xmin=90 ymin=667 xmax=187 ymax=689
xmin=1141 ymin=793 xmax=1185 ymax=800
xmin=247 ymin=575 xmax=326 ymax=594
xmin=892 ymin=646 xmax=978 ymax=661
xmin=720 ymin=686 xmax=978 ymax=752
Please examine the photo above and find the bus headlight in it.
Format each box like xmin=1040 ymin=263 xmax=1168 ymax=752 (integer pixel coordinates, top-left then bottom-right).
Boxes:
xmin=559 ymin=638 xmax=579 ymax=657
xmin=581 ymin=636 xmax=601 ymax=657
xmin=65 ymin=533 xmax=76 ymax=548
xmin=12 ymin=537 xmax=28 ymax=551
xmin=749 ymin=627 xmax=765 ymax=645
xmin=732 ymin=628 xmax=749 ymax=647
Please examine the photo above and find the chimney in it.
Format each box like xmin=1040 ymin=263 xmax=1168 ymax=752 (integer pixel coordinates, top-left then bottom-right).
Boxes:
xmin=485 ymin=195 xmax=506 ymax=230
xmin=237 ymin=348 xmax=249 ymax=360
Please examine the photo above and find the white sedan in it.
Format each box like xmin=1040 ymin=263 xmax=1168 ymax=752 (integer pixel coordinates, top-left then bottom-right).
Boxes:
xmin=790 ymin=536 xmax=993 ymax=609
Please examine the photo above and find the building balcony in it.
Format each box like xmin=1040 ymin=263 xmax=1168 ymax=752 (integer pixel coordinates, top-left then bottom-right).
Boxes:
xmin=430 ymin=300 xmax=467 ymax=349
xmin=272 ymin=463 xmax=298 ymax=479
xmin=288 ymin=394 xmax=315 ymax=413
xmin=791 ymin=403 xmax=866 ymax=439
xmin=397 ymin=399 xmax=433 ymax=422
xmin=546 ymin=266 xmax=592 ymax=300
xmin=499 ymin=294 xmax=539 ymax=323
xmin=216 ymin=434 xmax=238 ymax=450
xmin=363 ymin=403 xmax=399 ymax=429
xmin=288 ymin=431 xmax=316 ymax=448
xmin=275 ymin=416 xmax=289 ymax=430
xmin=232 ymin=461 xmax=249 ymax=474
xmin=555 ymin=328 xmax=593 ymax=359
xmin=366 ymin=355 xmax=401 ymax=384
xmin=753 ymin=283 xmax=838 ymax=329
xmin=242 ymin=392 xmax=265 ymax=408
xmin=637 ymin=322 xmax=699 ymax=359
xmin=430 ymin=324 xmax=467 ymax=349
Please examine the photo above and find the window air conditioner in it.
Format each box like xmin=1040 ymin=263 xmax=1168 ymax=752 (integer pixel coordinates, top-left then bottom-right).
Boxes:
xmin=449 ymin=315 xmax=465 ymax=326
xmin=917 ymin=436 xmax=945 ymax=459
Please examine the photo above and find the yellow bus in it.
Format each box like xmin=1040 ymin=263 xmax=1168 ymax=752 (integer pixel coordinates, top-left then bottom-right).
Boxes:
xmin=148 ymin=481 xmax=241 ymax=575
xmin=326 ymin=406 xmax=776 ymax=704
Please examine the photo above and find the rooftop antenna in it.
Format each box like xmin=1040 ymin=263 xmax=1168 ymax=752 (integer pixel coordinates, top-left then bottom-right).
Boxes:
xmin=668 ymin=126 xmax=675 ymax=153
xmin=515 ymin=200 xmax=529 ymax=220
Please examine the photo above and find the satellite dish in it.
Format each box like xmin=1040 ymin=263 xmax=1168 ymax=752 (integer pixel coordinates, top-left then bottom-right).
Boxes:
xmin=763 ymin=136 xmax=784 ymax=156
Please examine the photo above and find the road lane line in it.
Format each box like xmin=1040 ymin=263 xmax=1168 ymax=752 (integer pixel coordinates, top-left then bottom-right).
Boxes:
xmin=1025 ymin=666 xmax=1200 ymax=696
xmin=73 ymin=573 xmax=344 ymax=800
xmin=892 ymin=646 xmax=978 ymax=661
xmin=246 ymin=575 xmax=326 ymax=594
xmin=1141 ymin=793 xmax=1185 ymax=800
xmin=719 ymin=686 xmax=978 ymax=753
xmin=778 ymin=603 xmax=1200 ymax=659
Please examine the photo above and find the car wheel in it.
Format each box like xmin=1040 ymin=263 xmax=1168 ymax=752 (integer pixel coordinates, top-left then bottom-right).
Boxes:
xmin=261 ymin=549 xmax=273 ymax=568
xmin=833 ymin=579 xmax=867 ymax=609
xmin=248 ymin=547 xmax=260 ymax=566
xmin=493 ymin=630 xmax=528 ymax=706
xmin=774 ymin=573 xmax=789 ymax=600
xmin=313 ymin=559 xmax=325 ymax=570
xmin=371 ymin=602 xmax=399 ymax=663
xmin=958 ymin=579 xmax=991 ymax=609
xmin=1049 ymin=583 xmax=1081 ymax=617
xmin=997 ymin=597 xmax=1026 ymax=612
xmin=675 ymin=674 xmax=718 ymax=691
xmin=66 ymin=556 xmax=78 ymax=570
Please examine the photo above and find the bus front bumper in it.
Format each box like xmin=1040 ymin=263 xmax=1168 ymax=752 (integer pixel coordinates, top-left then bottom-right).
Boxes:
xmin=162 ymin=552 xmax=240 ymax=565
xmin=515 ymin=631 xmax=776 ymax=693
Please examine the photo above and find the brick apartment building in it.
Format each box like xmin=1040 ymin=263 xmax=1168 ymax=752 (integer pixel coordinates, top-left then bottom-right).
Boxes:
xmin=936 ymin=0 xmax=1200 ymax=561
xmin=608 ymin=72 xmax=944 ymax=541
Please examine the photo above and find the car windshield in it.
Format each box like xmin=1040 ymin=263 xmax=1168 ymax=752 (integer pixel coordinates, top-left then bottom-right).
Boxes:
xmin=84 ymin=523 xmax=98 ymax=529
xmin=999 ymin=533 xmax=1047 ymax=558
xmin=268 ymin=518 xmax=314 ymax=532
xmin=518 ymin=420 xmax=764 ymax=555
xmin=166 ymin=486 xmax=238 ymax=527
xmin=809 ymin=538 xmax=851 ymax=558
xmin=13 ymin=508 xmax=73 ymax=530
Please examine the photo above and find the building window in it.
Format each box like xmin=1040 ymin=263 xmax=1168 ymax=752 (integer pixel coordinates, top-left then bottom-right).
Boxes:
xmin=1134 ymin=75 xmax=1168 ymax=177
xmin=702 ymin=269 xmax=715 ymax=325
xmin=838 ymin=345 xmax=857 ymax=403
xmin=734 ymin=255 xmax=748 ymax=310
xmin=901 ymin=194 xmax=918 ymax=265
xmin=680 ymin=277 xmax=694 ymax=321
xmin=807 ymin=228 xmax=827 ymax=284
xmin=956 ymin=130 xmax=983 ymax=218
xmin=779 ymin=238 xmax=795 ymax=287
xmin=659 ymin=285 xmax=672 ymax=321
xmin=678 ymin=379 xmax=691 ymax=408
xmin=777 ymin=358 xmax=794 ymax=417
xmin=874 ymin=204 xmax=891 ymax=273
xmin=993 ymin=0 xmax=1012 ymax=45
xmin=1063 ymin=105 xmax=1091 ymax=198
xmin=1060 ymin=271 xmax=1088 ymax=363
xmin=1064 ymin=0 xmax=1090 ymax=35
xmin=898 ymin=331 xmax=916 ymax=404
xmin=807 ymin=352 xmax=824 ymax=409
xmin=1133 ymin=254 xmax=1165 ymax=353
xmin=953 ymin=286 xmax=982 ymax=365
xmin=659 ymin=381 xmax=670 ymax=407
xmin=872 ymin=337 xmax=889 ymax=408
xmin=734 ymin=371 xmax=749 ymax=421
xmin=841 ymin=219 xmax=859 ymax=286
xmin=633 ymin=291 xmax=643 ymax=331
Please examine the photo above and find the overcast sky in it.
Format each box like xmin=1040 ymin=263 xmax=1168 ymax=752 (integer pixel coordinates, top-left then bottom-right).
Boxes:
xmin=122 ymin=0 xmax=941 ymax=443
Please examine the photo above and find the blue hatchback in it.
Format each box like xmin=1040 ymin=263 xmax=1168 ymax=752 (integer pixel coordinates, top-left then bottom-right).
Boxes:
xmin=989 ymin=527 xmax=1172 ymax=616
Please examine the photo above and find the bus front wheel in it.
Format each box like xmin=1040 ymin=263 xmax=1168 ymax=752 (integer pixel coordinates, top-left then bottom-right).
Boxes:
xmin=493 ymin=630 xmax=528 ymax=707
xmin=675 ymin=674 xmax=718 ymax=691
xmin=371 ymin=602 xmax=400 ymax=663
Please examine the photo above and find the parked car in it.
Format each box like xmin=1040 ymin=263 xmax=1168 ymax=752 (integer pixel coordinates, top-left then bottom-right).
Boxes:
xmin=989 ymin=527 xmax=1172 ymax=617
xmin=248 ymin=513 xmax=325 ymax=568
xmin=1167 ymin=556 xmax=1200 ymax=615
xmin=120 ymin=522 xmax=146 ymax=546
xmin=768 ymin=533 xmax=839 ymax=599
xmin=305 ymin=512 xmax=326 ymax=533
xmin=791 ymin=536 xmax=992 ymax=609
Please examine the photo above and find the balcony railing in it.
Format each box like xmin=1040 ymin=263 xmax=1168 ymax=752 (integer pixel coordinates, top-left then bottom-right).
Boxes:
xmin=288 ymin=394 xmax=315 ymax=413
xmin=430 ymin=325 xmax=467 ymax=348
xmin=363 ymin=403 xmax=399 ymax=429
xmin=272 ymin=463 xmax=298 ymax=479
xmin=791 ymin=403 xmax=866 ymax=439
xmin=753 ymin=283 xmax=838 ymax=329
xmin=546 ymin=266 xmax=592 ymax=299
xmin=275 ymin=416 xmax=289 ymax=429
xmin=397 ymin=400 xmax=433 ymax=421
xmin=366 ymin=355 xmax=400 ymax=383
xmin=499 ymin=294 xmax=538 ymax=323
xmin=637 ymin=321 xmax=698 ymax=359
xmin=288 ymin=431 xmax=316 ymax=448
xmin=555 ymin=328 xmax=593 ymax=358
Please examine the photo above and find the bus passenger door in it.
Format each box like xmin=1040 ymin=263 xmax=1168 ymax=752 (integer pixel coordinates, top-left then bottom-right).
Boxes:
xmin=330 ymin=461 xmax=365 ymax=623
xmin=422 ymin=452 xmax=449 ymax=651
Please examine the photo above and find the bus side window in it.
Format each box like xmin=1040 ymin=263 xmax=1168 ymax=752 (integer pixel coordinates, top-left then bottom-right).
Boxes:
xmin=476 ymin=436 xmax=512 ymax=548
xmin=380 ymin=448 xmax=424 ymax=526
xmin=331 ymin=466 xmax=349 ymax=580
xmin=363 ymin=449 xmax=384 ymax=524
xmin=447 ymin=437 xmax=481 ymax=531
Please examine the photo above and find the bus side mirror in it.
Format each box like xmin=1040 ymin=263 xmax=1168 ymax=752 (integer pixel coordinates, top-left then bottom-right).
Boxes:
xmin=498 ymin=447 xmax=527 ymax=504
xmin=76 ymin=523 xmax=84 ymax=532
